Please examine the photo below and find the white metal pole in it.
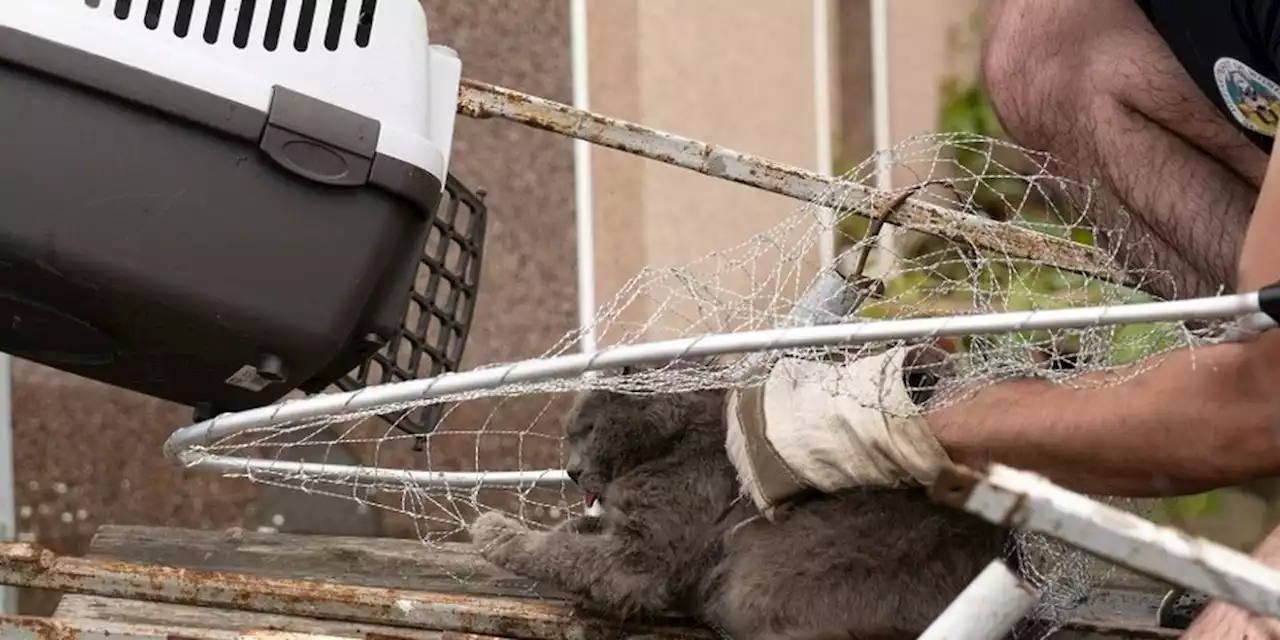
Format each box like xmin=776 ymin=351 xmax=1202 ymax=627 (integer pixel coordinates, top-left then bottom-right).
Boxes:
xmin=0 ymin=354 xmax=15 ymax=615
xmin=870 ymin=0 xmax=892 ymax=191
xmin=918 ymin=559 xmax=1039 ymax=640
xmin=946 ymin=463 xmax=1280 ymax=621
xmin=866 ymin=0 xmax=902 ymax=279
xmin=570 ymin=0 xmax=597 ymax=355
xmin=166 ymin=289 xmax=1270 ymax=488
xmin=813 ymin=0 xmax=836 ymax=269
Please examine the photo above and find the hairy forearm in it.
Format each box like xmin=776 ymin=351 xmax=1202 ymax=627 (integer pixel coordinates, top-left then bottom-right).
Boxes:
xmin=927 ymin=334 xmax=1280 ymax=497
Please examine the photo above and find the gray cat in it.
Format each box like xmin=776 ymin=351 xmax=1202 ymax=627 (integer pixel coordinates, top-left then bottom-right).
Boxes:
xmin=469 ymin=364 xmax=1016 ymax=640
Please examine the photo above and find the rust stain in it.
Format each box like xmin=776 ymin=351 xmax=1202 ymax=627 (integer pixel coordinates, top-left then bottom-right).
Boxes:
xmin=1000 ymin=493 xmax=1030 ymax=529
xmin=0 ymin=616 xmax=81 ymax=640
xmin=929 ymin=464 xmax=982 ymax=509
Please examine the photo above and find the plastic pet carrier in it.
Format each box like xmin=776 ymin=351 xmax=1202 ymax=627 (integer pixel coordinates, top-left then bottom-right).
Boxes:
xmin=0 ymin=0 xmax=487 ymax=434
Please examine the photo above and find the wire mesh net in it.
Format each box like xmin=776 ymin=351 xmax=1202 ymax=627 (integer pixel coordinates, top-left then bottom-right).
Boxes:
xmin=173 ymin=132 xmax=1252 ymax=634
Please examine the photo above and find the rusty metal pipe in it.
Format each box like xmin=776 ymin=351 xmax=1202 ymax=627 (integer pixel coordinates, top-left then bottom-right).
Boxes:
xmin=454 ymin=78 xmax=1129 ymax=287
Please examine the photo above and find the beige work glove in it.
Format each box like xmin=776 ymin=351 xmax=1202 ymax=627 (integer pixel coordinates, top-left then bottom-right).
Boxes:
xmin=724 ymin=343 xmax=954 ymax=522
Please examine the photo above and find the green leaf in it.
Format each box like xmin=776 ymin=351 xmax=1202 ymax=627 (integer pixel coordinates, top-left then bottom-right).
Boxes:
xmin=1070 ymin=227 xmax=1096 ymax=247
xmin=1164 ymin=491 xmax=1225 ymax=520
xmin=1109 ymin=322 xmax=1182 ymax=365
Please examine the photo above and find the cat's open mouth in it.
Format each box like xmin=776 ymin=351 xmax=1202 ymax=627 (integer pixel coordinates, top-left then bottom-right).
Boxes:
xmin=584 ymin=492 xmax=604 ymax=516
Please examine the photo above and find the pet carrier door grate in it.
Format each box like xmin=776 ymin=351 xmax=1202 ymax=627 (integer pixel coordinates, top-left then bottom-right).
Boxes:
xmin=326 ymin=174 xmax=489 ymax=438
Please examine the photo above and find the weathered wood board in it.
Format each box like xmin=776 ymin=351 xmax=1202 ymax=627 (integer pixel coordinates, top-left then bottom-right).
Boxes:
xmin=45 ymin=524 xmax=1184 ymax=639
xmin=51 ymin=525 xmax=711 ymax=639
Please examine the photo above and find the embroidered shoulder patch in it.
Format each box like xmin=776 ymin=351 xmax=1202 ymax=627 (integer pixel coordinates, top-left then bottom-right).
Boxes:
xmin=1214 ymin=57 xmax=1280 ymax=137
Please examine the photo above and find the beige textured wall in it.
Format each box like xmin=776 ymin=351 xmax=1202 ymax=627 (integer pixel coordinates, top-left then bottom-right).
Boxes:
xmin=884 ymin=0 xmax=984 ymax=185
xmin=834 ymin=0 xmax=873 ymax=171
xmin=588 ymin=0 xmax=825 ymax=341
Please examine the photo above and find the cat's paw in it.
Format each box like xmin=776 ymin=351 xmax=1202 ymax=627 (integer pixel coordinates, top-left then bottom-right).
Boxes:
xmin=470 ymin=511 xmax=526 ymax=551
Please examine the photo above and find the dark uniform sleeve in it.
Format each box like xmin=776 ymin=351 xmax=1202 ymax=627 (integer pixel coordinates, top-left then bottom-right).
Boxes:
xmin=1136 ymin=0 xmax=1280 ymax=151
xmin=1243 ymin=0 xmax=1280 ymax=67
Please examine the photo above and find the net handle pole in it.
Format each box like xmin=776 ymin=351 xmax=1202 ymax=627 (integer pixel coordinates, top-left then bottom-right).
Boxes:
xmin=165 ymin=284 xmax=1279 ymax=460
xmin=454 ymin=78 xmax=1128 ymax=286
xmin=934 ymin=462 xmax=1280 ymax=621
xmin=164 ymin=285 xmax=1280 ymax=488
xmin=917 ymin=559 xmax=1039 ymax=640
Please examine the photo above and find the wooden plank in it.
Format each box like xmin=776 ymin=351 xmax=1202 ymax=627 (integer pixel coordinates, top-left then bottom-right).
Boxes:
xmin=50 ymin=524 xmax=1184 ymax=640
xmin=52 ymin=525 xmax=708 ymax=640
xmin=0 ymin=613 xmax=453 ymax=640
xmin=73 ymin=525 xmax=569 ymax=599
xmin=54 ymin=597 xmax=511 ymax=639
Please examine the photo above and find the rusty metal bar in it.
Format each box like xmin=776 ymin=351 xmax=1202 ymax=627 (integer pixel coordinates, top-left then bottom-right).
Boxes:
xmin=455 ymin=78 xmax=1130 ymax=286
xmin=933 ymin=463 xmax=1280 ymax=621
xmin=0 ymin=543 xmax=712 ymax=640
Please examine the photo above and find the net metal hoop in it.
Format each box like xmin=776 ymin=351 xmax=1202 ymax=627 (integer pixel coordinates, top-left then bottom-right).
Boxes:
xmin=164 ymin=290 xmax=1272 ymax=490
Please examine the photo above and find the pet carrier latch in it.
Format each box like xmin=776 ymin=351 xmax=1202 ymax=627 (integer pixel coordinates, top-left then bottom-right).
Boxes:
xmin=258 ymin=86 xmax=380 ymax=188
xmin=257 ymin=85 xmax=445 ymax=216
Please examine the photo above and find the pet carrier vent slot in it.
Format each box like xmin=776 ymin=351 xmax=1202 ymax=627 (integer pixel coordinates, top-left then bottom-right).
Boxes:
xmin=233 ymin=0 xmax=255 ymax=47
xmin=174 ymin=0 xmax=195 ymax=37
xmin=355 ymin=0 xmax=375 ymax=47
xmin=143 ymin=0 xmax=163 ymax=29
xmin=264 ymin=0 xmax=286 ymax=50
xmin=203 ymin=0 xmax=227 ymax=44
xmin=89 ymin=0 xmax=377 ymax=50
xmin=293 ymin=0 xmax=317 ymax=51
xmin=323 ymin=0 xmax=346 ymax=51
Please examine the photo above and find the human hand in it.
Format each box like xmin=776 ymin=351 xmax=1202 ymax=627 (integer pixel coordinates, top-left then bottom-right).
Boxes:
xmin=724 ymin=343 xmax=955 ymax=522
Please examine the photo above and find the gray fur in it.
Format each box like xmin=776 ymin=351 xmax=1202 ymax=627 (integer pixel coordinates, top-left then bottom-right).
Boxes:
xmin=470 ymin=367 xmax=1015 ymax=640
